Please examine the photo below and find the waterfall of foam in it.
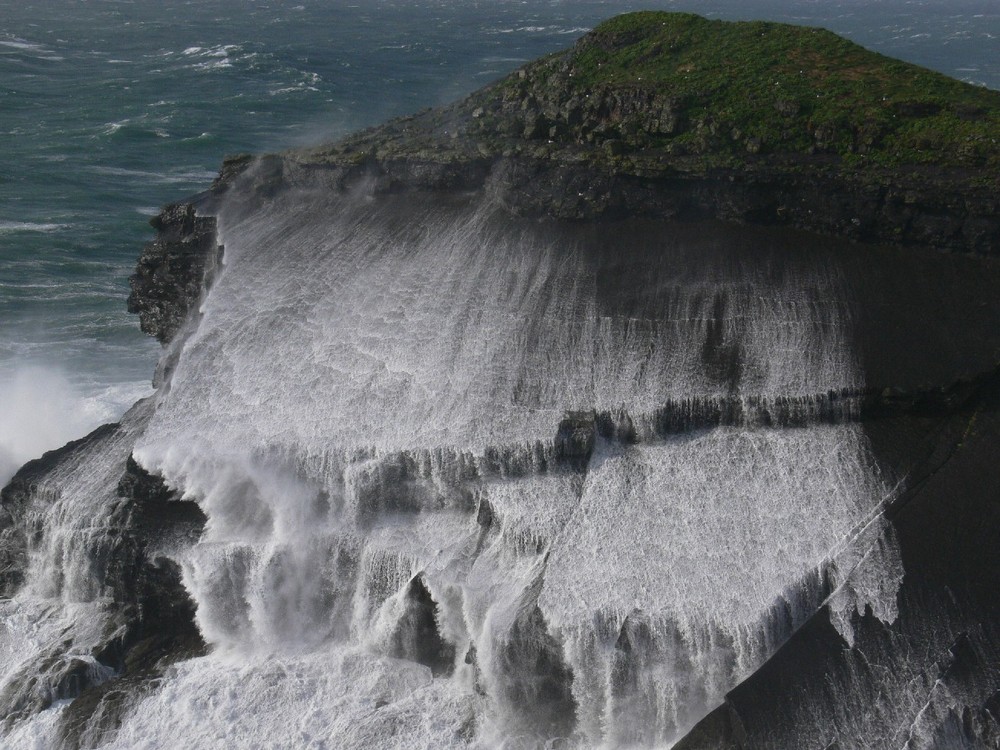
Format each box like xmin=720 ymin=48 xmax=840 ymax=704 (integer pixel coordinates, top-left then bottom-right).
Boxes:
xmin=540 ymin=428 xmax=894 ymax=745
xmin=136 ymin=192 xmax=864 ymax=468
xmin=59 ymin=185 xmax=899 ymax=748
xmin=0 ymin=399 xmax=153 ymax=733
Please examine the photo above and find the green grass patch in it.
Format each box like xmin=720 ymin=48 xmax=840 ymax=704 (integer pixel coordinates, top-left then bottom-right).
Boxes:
xmin=550 ymin=11 xmax=1000 ymax=167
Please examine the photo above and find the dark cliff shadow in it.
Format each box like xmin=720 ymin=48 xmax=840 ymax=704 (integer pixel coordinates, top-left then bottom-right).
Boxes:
xmin=674 ymin=241 xmax=1000 ymax=750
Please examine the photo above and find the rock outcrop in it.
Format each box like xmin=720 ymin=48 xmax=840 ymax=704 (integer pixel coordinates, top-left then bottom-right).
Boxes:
xmin=245 ymin=11 xmax=1000 ymax=254
xmin=676 ymin=368 xmax=1000 ymax=750
xmin=113 ymin=16 xmax=1000 ymax=746
xmin=127 ymin=202 xmax=223 ymax=346
xmin=0 ymin=405 xmax=206 ymax=746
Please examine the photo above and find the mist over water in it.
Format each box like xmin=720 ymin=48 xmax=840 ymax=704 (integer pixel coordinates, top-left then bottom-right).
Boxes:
xmin=0 ymin=366 xmax=150 ymax=486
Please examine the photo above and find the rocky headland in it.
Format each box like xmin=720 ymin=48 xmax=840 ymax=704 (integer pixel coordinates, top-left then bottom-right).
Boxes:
xmin=4 ymin=11 xmax=1000 ymax=749
xmin=134 ymin=12 xmax=1000 ymax=421
xmin=228 ymin=11 xmax=1000 ymax=252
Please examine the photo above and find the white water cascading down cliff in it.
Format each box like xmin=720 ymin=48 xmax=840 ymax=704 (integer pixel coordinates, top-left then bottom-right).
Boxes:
xmin=0 ymin=166 xmax=909 ymax=748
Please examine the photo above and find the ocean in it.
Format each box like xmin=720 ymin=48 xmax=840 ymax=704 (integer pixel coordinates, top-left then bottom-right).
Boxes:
xmin=1 ymin=0 xmax=998 ymax=481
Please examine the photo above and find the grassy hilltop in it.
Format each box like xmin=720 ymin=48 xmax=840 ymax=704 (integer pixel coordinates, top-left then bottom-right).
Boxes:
xmin=299 ymin=11 xmax=1000 ymax=176
xmin=237 ymin=12 xmax=1000 ymax=251
xmin=497 ymin=11 xmax=1000 ymax=169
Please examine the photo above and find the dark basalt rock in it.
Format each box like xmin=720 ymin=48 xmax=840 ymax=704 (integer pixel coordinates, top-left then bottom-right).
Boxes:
xmin=390 ymin=574 xmax=456 ymax=677
xmin=127 ymin=202 xmax=223 ymax=346
xmin=497 ymin=605 xmax=577 ymax=737
xmin=114 ymin=455 xmax=206 ymax=545
xmin=555 ymin=411 xmax=596 ymax=469
xmin=674 ymin=364 xmax=1000 ymax=750
xmin=268 ymin=150 xmax=1000 ymax=254
xmin=0 ymin=423 xmax=118 ymax=597
xmin=55 ymin=456 xmax=207 ymax=748
xmin=0 ymin=425 xmax=206 ymax=745
xmin=257 ymin=12 xmax=1000 ymax=255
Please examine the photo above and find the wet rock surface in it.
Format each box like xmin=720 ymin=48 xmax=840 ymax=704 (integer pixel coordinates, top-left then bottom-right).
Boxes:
xmin=0 ymin=420 xmax=206 ymax=746
xmin=127 ymin=202 xmax=223 ymax=346
xmin=390 ymin=575 xmax=456 ymax=677
xmin=674 ymin=369 xmax=1000 ymax=749
xmin=85 ymin=193 xmax=1000 ymax=750
xmin=0 ymin=424 xmax=119 ymax=597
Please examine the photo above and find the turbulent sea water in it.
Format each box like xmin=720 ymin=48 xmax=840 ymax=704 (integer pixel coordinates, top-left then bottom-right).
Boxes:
xmin=1 ymin=0 xmax=999 ymax=484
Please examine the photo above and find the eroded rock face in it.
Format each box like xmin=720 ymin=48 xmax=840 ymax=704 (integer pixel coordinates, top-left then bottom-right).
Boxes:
xmin=59 ymin=455 xmax=207 ymax=750
xmin=0 ymin=409 xmax=206 ymax=747
xmin=263 ymin=13 xmax=1000 ymax=254
xmin=497 ymin=606 xmax=578 ymax=738
xmin=0 ymin=424 xmax=119 ymax=597
xmin=127 ymin=203 xmax=223 ymax=346
xmin=390 ymin=575 xmax=456 ymax=677
xmin=37 ymin=180 xmax=1000 ymax=749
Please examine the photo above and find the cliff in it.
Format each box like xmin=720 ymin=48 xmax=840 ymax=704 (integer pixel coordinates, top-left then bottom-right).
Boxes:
xmin=234 ymin=11 xmax=1000 ymax=253
xmin=3 ymin=11 xmax=1000 ymax=750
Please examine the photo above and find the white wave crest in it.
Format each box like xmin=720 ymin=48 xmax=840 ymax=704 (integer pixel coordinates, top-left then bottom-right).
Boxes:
xmin=0 ymin=221 xmax=67 ymax=234
xmin=0 ymin=366 xmax=150 ymax=487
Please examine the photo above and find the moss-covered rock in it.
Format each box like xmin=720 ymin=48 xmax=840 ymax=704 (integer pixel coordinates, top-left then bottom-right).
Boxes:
xmin=299 ymin=12 xmax=1000 ymax=170
xmin=496 ymin=11 xmax=1000 ymax=169
xmin=228 ymin=12 xmax=1000 ymax=253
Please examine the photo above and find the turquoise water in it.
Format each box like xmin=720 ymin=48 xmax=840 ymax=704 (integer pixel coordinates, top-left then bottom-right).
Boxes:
xmin=1 ymin=0 xmax=998 ymax=481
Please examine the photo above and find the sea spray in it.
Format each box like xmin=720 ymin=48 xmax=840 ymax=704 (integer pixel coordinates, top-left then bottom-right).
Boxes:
xmin=0 ymin=165 xmax=904 ymax=750
xmin=0 ymin=365 xmax=150 ymax=487
xmin=113 ymin=185 xmax=899 ymax=746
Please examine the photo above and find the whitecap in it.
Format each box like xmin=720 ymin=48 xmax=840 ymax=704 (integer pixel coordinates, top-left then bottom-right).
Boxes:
xmin=0 ymin=221 xmax=67 ymax=233
xmin=89 ymin=165 xmax=217 ymax=184
xmin=0 ymin=38 xmax=45 ymax=52
xmin=193 ymin=59 xmax=233 ymax=71
xmin=101 ymin=120 xmax=128 ymax=135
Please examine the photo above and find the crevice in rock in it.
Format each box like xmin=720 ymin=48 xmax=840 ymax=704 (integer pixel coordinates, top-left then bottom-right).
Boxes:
xmin=390 ymin=573 xmax=456 ymax=677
